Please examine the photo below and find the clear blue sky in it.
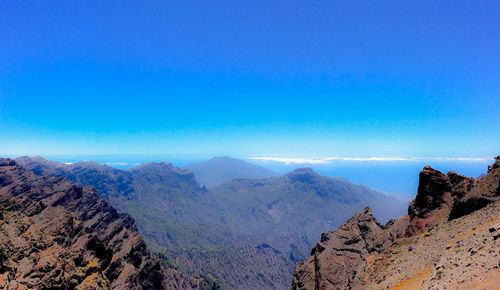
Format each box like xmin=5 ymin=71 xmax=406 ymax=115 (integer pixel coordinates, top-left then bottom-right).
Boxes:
xmin=1 ymin=1 xmax=499 ymax=158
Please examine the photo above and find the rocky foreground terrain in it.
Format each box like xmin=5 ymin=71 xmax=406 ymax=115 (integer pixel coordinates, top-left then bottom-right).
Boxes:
xmin=0 ymin=158 xmax=201 ymax=290
xmin=293 ymin=157 xmax=500 ymax=290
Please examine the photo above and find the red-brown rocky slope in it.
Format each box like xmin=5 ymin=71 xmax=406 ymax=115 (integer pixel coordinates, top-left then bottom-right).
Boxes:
xmin=0 ymin=158 xmax=200 ymax=290
xmin=293 ymin=156 xmax=500 ymax=290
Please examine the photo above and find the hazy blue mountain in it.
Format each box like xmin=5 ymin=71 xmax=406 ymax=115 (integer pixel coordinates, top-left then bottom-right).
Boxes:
xmin=209 ymin=168 xmax=407 ymax=258
xmin=15 ymin=156 xmax=407 ymax=290
xmin=184 ymin=156 xmax=279 ymax=187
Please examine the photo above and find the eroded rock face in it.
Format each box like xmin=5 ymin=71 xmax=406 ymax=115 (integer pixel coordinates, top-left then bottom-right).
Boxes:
xmin=407 ymin=166 xmax=454 ymax=234
xmin=407 ymin=161 xmax=498 ymax=234
xmin=0 ymin=159 xmax=199 ymax=290
xmin=488 ymin=155 xmax=500 ymax=172
xmin=292 ymin=208 xmax=405 ymax=290
xmin=293 ymin=158 xmax=500 ymax=290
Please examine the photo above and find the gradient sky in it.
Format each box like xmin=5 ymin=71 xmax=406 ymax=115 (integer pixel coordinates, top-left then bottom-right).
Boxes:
xmin=1 ymin=1 xmax=499 ymax=158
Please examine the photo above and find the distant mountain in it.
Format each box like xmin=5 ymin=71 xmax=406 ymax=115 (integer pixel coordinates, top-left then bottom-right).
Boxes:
xmin=0 ymin=158 xmax=200 ymax=289
xmin=15 ymin=156 xmax=136 ymax=199
xmin=209 ymin=168 xmax=407 ymax=256
xmin=16 ymin=156 xmax=407 ymax=290
xmin=293 ymin=157 xmax=500 ymax=290
xmin=184 ymin=156 xmax=279 ymax=187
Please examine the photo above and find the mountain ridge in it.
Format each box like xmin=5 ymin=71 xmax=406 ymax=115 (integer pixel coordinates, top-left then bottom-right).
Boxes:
xmin=0 ymin=158 xmax=201 ymax=290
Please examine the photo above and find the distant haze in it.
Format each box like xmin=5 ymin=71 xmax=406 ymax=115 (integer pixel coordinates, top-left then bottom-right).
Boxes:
xmin=184 ymin=156 xmax=279 ymax=187
xmin=11 ymin=154 xmax=494 ymax=199
xmin=250 ymin=158 xmax=494 ymax=200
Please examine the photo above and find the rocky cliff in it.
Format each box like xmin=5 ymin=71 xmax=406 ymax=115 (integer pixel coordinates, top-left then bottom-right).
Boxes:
xmin=293 ymin=156 xmax=500 ymax=290
xmin=0 ymin=158 xmax=200 ymax=290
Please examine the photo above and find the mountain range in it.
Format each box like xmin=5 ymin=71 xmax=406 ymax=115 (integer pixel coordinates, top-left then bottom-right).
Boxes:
xmin=14 ymin=156 xmax=406 ymax=289
xmin=3 ymin=155 xmax=498 ymax=289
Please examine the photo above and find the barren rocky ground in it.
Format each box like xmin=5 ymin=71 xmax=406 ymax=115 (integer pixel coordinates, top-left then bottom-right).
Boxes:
xmin=371 ymin=200 xmax=499 ymax=290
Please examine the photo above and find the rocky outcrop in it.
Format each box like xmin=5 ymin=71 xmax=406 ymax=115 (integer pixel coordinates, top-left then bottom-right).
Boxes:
xmin=0 ymin=159 xmax=199 ymax=290
xmin=293 ymin=208 xmax=408 ymax=290
xmin=408 ymin=158 xmax=499 ymax=234
xmin=293 ymin=157 xmax=500 ymax=290
xmin=407 ymin=166 xmax=454 ymax=234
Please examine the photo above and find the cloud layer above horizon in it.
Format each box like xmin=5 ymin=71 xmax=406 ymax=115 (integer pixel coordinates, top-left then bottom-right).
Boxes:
xmin=249 ymin=156 xmax=493 ymax=165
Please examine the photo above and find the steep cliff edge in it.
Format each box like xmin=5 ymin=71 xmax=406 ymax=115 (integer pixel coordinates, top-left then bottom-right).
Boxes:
xmin=0 ymin=159 xmax=200 ymax=290
xmin=293 ymin=156 xmax=500 ymax=290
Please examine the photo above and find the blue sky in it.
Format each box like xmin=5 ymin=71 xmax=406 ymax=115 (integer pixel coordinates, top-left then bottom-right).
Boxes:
xmin=1 ymin=1 xmax=499 ymax=158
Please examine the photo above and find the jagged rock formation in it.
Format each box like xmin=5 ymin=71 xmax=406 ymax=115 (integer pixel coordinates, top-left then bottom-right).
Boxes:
xmin=292 ymin=208 xmax=409 ymax=290
xmin=407 ymin=161 xmax=497 ymax=234
xmin=0 ymin=158 xmax=200 ymax=290
xmin=293 ymin=156 xmax=500 ymax=290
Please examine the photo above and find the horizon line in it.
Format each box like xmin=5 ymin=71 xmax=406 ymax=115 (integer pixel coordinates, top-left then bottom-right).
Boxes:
xmin=249 ymin=156 xmax=495 ymax=165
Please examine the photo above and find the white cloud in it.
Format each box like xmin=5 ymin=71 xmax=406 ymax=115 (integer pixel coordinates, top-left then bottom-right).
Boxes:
xmin=249 ymin=156 xmax=491 ymax=164
xmin=105 ymin=162 xmax=129 ymax=166
xmin=250 ymin=157 xmax=330 ymax=164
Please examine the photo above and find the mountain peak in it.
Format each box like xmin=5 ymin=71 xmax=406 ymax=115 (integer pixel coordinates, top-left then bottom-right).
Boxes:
xmin=488 ymin=155 xmax=500 ymax=172
xmin=210 ymin=156 xmax=236 ymax=161
xmin=352 ymin=206 xmax=373 ymax=220
xmin=285 ymin=168 xmax=319 ymax=183
xmin=131 ymin=162 xmax=194 ymax=177
xmin=288 ymin=167 xmax=317 ymax=174
xmin=184 ymin=156 xmax=278 ymax=187
xmin=71 ymin=160 xmax=105 ymax=169
xmin=294 ymin=205 xmax=390 ymax=290
xmin=0 ymin=158 xmax=16 ymax=167
xmin=132 ymin=161 xmax=172 ymax=170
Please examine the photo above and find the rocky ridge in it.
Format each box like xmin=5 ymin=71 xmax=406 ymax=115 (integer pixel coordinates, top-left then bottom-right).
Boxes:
xmin=293 ymin=156 xmax=500 ymax=290
xmin=0 ymin=158 xmax=200 ymax=290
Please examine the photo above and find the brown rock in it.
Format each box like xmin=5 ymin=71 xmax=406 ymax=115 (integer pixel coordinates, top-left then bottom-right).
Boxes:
xmin=293 ymin=208 xmax=394 ymax=290
xmin=407 ymin=166 xmax=453 ymax=234
xmin=0 ymin=159 xmax=199 ymax=290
